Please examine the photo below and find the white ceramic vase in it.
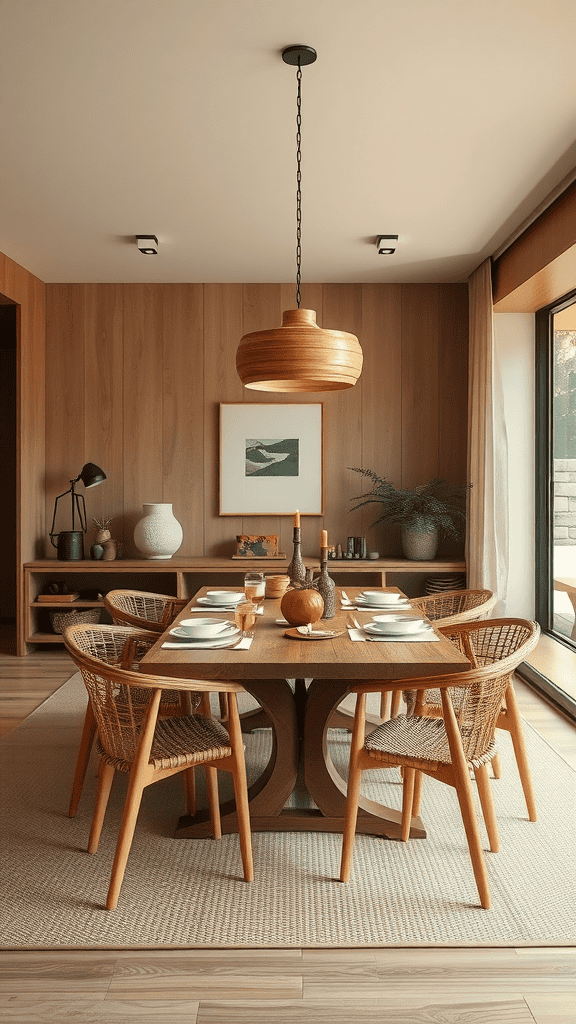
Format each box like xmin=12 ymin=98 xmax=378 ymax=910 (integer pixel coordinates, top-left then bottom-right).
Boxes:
xmin=133 ymin=503 xmax=183 ymax=560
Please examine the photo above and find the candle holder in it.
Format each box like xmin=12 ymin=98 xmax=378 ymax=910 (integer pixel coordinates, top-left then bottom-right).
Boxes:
xmin=287 ymin=526 xmax=306 ymax=587
xmin=316 ymin=546 xmax=335 ymax=619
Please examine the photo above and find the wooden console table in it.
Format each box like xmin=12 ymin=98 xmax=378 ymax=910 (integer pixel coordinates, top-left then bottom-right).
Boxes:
xmin=21 ymin=556 xmax=466 ymax=655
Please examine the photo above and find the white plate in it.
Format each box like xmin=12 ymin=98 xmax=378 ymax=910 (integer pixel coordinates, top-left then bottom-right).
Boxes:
xmin=364 ymin=622 xmax=433 ymax=636
xmin=198 ymin=595 xmax=243 ymax=608
xmin=356 ymin=595 xmax=410 ymax=608
xmin=169 ymin=624 xmax=240 ymax=641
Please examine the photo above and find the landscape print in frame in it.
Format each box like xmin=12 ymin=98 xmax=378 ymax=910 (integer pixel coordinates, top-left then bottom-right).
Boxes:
xmin=219 ymin=404 xmax=323 ymax=515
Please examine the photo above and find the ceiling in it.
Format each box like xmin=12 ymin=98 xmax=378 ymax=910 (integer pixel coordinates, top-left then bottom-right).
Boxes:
xmin=1 ymin=0 xmax=576 ymax=285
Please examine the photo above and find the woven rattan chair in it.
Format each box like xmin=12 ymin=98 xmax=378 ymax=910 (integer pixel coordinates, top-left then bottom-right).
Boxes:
xmin=340 ymin=618 xmax=539 ymax=910
xmin=66 ymin=623 xmax=196 ymax=818
xmin=381 ymin=590 xmax=496 ymax=721
xmin=403 ymin=616 xmax=540 ymax=822
xmin=104 ymin=588 xmax=231 ymax=723
xmin=64 ymin=623 xmax=253 ymax=910
xmin=103 ymin=588 xmax=188 ymax=632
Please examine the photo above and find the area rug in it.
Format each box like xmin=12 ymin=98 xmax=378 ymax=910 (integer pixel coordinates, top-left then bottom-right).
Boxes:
xmin=1 ymin=674 xmax=575 ymax=949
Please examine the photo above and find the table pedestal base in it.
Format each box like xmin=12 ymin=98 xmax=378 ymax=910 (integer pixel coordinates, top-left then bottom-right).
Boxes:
xmin=174 ymin=676 xmax=426 ymax=841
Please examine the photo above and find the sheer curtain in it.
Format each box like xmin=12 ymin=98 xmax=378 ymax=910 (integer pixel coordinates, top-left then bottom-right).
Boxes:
xmin=467 ymin=258 xmax=509 ymax=614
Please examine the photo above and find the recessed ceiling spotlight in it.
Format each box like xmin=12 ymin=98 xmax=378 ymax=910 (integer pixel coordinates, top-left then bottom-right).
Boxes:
xmin=136 ymin=235 xmax=159 ymax=254
xmin=376 ymin=235 xmax=398 ymax=254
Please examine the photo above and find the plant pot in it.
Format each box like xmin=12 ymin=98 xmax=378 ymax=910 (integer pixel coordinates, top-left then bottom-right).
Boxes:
xmin=400 ymin=520 xmax=438 ymax=561
xmin=134 ymin=503 xmax=183 ymax=560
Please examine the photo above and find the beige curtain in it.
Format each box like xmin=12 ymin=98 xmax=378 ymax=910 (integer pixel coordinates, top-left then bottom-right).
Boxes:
xmin=467 ymin=258 xmax=508 ymax=614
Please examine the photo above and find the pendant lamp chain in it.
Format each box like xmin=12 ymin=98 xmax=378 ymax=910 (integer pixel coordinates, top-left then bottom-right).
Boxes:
xmin=295 ymin=60 xmax=303 ymax=309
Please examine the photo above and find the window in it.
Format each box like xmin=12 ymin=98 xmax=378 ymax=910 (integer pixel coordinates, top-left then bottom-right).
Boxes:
xmin=535 ymin=290 xmax=576 ymax=716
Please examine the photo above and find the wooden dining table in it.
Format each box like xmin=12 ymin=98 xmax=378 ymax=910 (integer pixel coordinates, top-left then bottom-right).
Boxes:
xmin=141 ymin=585 xmax=470 ymax=842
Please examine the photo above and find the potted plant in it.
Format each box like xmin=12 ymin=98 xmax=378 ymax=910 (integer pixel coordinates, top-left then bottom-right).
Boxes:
xmin=349 ymin=468 xmax=470 ymax=560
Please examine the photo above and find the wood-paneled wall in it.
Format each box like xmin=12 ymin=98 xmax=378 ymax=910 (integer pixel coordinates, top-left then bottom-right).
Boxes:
xmin=45 ymin=283 xmax=468 ymax=560
xmin=0 ymin=251 xmax=46 ymax=648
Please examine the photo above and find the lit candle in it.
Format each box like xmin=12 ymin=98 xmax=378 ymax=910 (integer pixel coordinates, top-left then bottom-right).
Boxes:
xmin=293 ymin=509 xmax=300 ymax=527
xmin=321 ymin=529 xmax=328 ymax=548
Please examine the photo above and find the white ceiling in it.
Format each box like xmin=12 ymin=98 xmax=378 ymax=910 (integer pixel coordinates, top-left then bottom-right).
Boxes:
xmin=1 ymin=0 xmax=576 ymax=285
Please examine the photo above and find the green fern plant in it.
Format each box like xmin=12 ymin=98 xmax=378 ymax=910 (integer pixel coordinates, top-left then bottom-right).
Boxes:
xmin=348 ymin=468 xmax=469 ymax=540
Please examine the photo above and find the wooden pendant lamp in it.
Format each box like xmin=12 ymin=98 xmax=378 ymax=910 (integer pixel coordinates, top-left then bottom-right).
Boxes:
xmin=236 ymin=45 xmax=363 ymax=393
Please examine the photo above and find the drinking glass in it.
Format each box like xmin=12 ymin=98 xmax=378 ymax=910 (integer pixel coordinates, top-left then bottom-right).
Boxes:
xmin=234 ymin=600 xmax=257 ymax=636
xmin=244 ymin=571 xmax=265 ymax=601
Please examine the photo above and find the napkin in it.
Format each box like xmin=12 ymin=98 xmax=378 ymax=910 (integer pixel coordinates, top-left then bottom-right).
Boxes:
xmin=188 ymin=605 xmax=264 ymax=614
xmin=161 ymin=636 xmax=254 ymax=650
xmin=346 ymin=627 xmax=439 ymax=643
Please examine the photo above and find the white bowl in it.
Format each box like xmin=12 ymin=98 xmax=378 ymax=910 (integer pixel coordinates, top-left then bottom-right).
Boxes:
xmin=361 ymin=590 xmax=401 ymax=604
xmin=370 ymin=614 xmax=427 ymax=634
xmin=178 ymin=617 xmax=230 ymax=638
xmin=205 ymin=591 xmax=244 ymax=605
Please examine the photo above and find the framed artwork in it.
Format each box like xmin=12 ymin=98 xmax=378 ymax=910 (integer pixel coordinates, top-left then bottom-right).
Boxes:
xmin=219 ymin=403 xmax=323 ymax=515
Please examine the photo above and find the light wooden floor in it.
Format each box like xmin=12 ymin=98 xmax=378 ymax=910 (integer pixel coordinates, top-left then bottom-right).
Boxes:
xmin=1 ymin=633 xmax=575 ymax=1024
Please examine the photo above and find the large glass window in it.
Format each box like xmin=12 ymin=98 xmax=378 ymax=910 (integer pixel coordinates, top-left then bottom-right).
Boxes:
xmin=535 ymin=290 xmax=576 ymax=716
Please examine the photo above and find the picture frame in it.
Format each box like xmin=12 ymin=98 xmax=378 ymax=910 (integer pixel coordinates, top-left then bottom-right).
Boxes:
xmin=219 ymin=403 xmax=323 ymax=516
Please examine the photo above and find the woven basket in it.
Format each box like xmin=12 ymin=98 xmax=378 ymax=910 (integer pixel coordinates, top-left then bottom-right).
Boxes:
xmin=50 ymin=607 xmax=101 ymax=634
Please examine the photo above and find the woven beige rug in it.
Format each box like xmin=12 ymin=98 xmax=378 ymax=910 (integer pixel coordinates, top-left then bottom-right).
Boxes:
xmin=1 ymin=673 xmax=575 ymax=949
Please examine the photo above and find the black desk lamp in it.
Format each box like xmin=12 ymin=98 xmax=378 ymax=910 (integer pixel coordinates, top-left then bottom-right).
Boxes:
xmin=49 ymin=462 xmax=107 ymax=560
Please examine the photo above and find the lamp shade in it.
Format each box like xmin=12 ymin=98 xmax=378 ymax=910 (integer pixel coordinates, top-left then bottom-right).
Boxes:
xmin=236 ymin=309 xmax=363 ymax=393
xmin=78 ymin=462 xmax=106 ymax=488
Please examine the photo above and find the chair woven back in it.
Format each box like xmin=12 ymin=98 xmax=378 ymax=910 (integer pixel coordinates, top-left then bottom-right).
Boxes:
xmin=427 ymin=618 xmax=540 ymax=762
xmin=64 ymin=623 xmax=190 ymax=764
xmin=64 ymin=618 xmax=199 ymax=749
xmin=103 ymin=590 xmax=187 ymax=633
xmin=410 ymin=589 xmax=496 ymax=626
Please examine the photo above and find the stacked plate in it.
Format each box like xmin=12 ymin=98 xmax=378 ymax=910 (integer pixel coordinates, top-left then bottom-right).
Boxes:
xmin=424 ymin=574 xmax=466 ymax=595
xmin=169 ymin=624 xmax=241 ymax=645
xmin=354 ymin=590 xmax=411 ymax=610
xmin=365 ymin=613 xmax=432 ymax=637
xmin=197 ymin=591 xmax=245 ymax=608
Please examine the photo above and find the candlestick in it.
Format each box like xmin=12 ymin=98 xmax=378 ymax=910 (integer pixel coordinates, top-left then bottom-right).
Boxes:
xmin=320 ymin=529 xmax=328 ymax=548
xmin=293 ymin=509 xmax=300 ymax=528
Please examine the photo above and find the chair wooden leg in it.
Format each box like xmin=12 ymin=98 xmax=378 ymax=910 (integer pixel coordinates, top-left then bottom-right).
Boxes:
xmin=106 ymin=772 xmax=148 ymax=910
xmin=412 ymin=769 xmax=424 ymax=817
xmin=504 ymin=682 xmax=537 ymax=822
xmin=184 ymin=766 xmax=196 ymax=815
xmin=474 ymin=763 xmax=500 ymax=853
xmin=441 ymin=689 xmax=491 ymax=909
xmin=205 ymin=766 xmax=222 ymax=840
xmin=340 ymin=693 xmax=366 ymax=882
xmin=227 ymin=693 xmax=254 ymax=882
xmin=379 ymin=691 xmax=390 ymax=720
xmin=106 ymin=688 xmax=161 ymax=911
xmin=491 ymin=753 xmax=502 ymax=779
xmin=68 ymin=701 xmax=97 ymax=817
xmin=218 ymin=692 xmax=228 ymax=720
xmin=88 ymin=760 xmax=115 ymax=854
xmin=401 ymin=767 xmax=416 ymax=842
xmin=390 ymin=690 xmax=401 ymax=718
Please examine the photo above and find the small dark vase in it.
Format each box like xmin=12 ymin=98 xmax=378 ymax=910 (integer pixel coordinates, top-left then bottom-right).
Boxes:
xmin=287 ymin=527 xmax=306 ymax=587
xmin=316 ymin=553 xmax=335 ymax=619
xmin=90 ymin=543 xmax=104 ymax=560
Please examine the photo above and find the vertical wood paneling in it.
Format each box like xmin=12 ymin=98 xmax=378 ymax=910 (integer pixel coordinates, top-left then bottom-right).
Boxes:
xmin=122 ymin=285 xmax=165 ymax=554
xmin=45 ymin=285 xmax=86 ymax=548
xmin=401 ymin=285 xmax=440 ymax=489
xmin=241 ymin=284 xmax=284 ymax=545
xmin=321 ymin=285 xmax=363 ymax=555
xmin=83 ymin=284 xmax=124 ymax=546
xmin=163 ymin=285 xmax=204 ymax=554
xmin=203 ymin=284 xmax=244 ymax=555
xmin=41 ymin=281 xmax=468 ymax=561
xmin=358 ymin=284 xmax=403 ymax=556
xmin=438 ymin=283 xmax=468 ymax=484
